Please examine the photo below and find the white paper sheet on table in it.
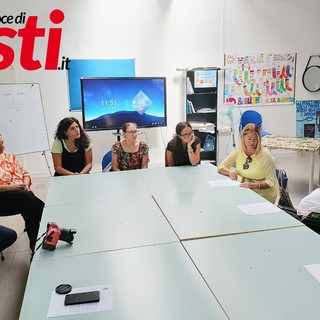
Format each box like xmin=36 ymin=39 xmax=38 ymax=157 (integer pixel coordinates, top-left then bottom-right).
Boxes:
xmin=47 ymin=284 xmax=113 ymax=318
xmin=304 ymin=264 xmax=320 ymax=282
xmin=208 ymin=179 xmax=240 ymax=188
xmin=237 ymin=202 xmax=282 ymax=215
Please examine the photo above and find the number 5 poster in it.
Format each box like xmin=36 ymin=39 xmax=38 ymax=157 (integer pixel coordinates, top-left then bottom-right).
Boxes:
xmin=224 ymin=53 xmax=296 ymax=106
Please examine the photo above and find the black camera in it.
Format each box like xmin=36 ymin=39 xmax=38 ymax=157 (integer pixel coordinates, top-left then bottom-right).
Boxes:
xmin=42 ymin=222 xmax=77 ymax=251
xmin=59 ymin=227 xmax=76 ymax=243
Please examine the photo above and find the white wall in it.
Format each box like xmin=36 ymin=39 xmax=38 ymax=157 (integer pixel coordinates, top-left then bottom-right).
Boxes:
xmin=1 ymin=0 xmax=320 ymax=175
xmin=1 ymin=0 xmax=223 ymax=175
xmin=219 ymin=0 xmax=320 ymax=159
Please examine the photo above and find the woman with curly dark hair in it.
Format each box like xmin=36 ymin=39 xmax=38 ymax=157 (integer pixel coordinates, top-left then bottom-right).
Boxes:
xmin=165 ymin=121 xmax=201 ymax=166
xmin=51 ymin=117 xmax=92 ymax=176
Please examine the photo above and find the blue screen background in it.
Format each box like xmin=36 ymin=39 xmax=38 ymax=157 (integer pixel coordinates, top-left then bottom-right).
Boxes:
xmin=83 ymin=78 xmax=165 ymax=119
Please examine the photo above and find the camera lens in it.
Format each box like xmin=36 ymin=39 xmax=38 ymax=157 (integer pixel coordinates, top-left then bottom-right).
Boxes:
xmin=59 ymin=228 xmax=76 ymax=243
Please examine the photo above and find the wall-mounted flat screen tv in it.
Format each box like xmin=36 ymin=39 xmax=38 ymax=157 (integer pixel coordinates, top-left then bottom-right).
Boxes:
xmin=80 ymin=77 xmax=167 ymax=131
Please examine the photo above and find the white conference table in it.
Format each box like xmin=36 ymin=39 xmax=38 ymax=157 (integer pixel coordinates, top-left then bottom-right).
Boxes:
xmin=33 ymin=195 xmax=178 ymax=261
xmin=44 ymin=164 xmax=302 ymax=242
xmin=45 ymin=170 xmax=150 ymax=207
xmin=21 ymin=164 xmax=312 ymax=319
xmin=183 ymin=226 xmax=320 ymax=320
xmin=262 ymin=135 xmax=320 ymax=193
xmin=137 ymin=164 xmax=302 ymax=240
xmin=20 ymin=243 xmax=228 ymax=320
xmin=151 ymin=185 xmax=301 ymax=240
xmin=136 ymin=164 xmax=220 ymax=194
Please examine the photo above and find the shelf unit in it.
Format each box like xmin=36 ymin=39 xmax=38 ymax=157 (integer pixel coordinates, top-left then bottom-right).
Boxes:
xmin=186 ymin=68 xmax=218 ymax=162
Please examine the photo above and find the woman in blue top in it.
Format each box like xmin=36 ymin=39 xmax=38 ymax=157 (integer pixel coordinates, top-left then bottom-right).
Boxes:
xmin=51 ymin=117 xmax=92 ymax=176
xmin=165 ymin=121 xmax=201 ymax=166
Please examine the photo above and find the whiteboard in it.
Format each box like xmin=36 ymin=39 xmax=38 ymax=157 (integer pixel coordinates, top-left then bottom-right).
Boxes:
xmin=0 ymin=83 xmax=50 ymax=155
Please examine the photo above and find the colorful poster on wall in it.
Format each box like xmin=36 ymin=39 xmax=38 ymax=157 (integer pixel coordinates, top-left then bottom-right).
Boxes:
xmin=224 ymin=53 xmax=296 ymax=106
xmin=296 ymin=100 xmax=320 ymax=138
xmin=194 ymin=70 xmax=217 ymax=88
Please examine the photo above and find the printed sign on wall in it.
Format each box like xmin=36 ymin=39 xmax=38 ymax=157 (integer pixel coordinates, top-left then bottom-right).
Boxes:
xmin=296 ymin=100 xmax=320 ymax=138
xmin=224 ymin=53 xmax=296 ymax=106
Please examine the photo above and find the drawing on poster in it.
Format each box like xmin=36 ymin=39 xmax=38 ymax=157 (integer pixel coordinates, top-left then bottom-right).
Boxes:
xmin=224 ymin=53 xmax=296 ymax=107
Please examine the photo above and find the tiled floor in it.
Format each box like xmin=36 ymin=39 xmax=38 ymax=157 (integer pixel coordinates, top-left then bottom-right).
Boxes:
xmin=0 ymin=177 xmax=49 ymax=320
xmin=0 ymin=152 xmax=319 ymax=320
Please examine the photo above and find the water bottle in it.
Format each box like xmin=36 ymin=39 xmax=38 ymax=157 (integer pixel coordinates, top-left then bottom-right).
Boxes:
xmin=203 ymin=134 xmax=215 ymax=152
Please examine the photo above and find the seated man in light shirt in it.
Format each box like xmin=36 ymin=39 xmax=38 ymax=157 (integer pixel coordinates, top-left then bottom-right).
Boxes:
xmin=297 ymin=188 xmax=320 ymax=218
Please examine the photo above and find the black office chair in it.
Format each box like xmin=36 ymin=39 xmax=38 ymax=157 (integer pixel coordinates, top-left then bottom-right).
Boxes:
xmin=0 ymin=224 xmax=18 ymax=261
xmin=0 ymin=209 xmax=26 ymax=260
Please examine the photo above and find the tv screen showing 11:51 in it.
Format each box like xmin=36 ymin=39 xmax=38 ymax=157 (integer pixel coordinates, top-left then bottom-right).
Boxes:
xmin=81 ymin=77 xmax=167 ymax=131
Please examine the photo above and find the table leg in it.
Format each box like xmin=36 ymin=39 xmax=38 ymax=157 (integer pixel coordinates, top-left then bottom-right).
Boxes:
xmin=309 ymin=151 xmax=315 ymax=194
xmin=318 ymin=152 xmax=320 ymax=187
